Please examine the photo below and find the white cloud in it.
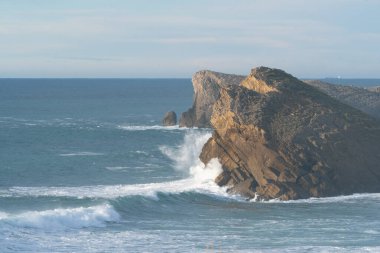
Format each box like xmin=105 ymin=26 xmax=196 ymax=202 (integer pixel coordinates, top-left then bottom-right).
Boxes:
xmin=0 ymin=1 xmax=379 ymax=77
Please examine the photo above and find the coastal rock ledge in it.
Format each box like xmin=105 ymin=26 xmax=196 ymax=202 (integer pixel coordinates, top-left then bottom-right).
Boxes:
xmin=195 ymin=67 xmax=380 ymax=200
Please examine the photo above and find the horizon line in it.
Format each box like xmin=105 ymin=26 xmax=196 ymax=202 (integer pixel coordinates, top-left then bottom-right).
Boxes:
xmin=1 ymin=77 xmax=380 ymax=80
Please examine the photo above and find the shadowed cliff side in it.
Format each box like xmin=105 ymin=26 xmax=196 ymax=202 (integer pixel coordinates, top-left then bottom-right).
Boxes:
xmin=199 ymin=67 xmax=380 ymax=200
xmin=305 ymin=80 xmax=380 ymax=119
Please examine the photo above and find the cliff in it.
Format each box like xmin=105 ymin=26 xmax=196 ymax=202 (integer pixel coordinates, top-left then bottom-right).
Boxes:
xmin=179 ymin=70 xmax=245 ymax=127
xmin=199 ymin=67 xmax=380 ymax=200
xmin=180 ymin=74 xmax=380 ymax=129
xmin=305 ymin=80 xmax=380 ymax=119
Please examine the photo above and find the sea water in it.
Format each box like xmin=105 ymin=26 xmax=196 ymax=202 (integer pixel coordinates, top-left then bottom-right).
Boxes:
xmin=0 ymin=78 xmax=379 ymax=252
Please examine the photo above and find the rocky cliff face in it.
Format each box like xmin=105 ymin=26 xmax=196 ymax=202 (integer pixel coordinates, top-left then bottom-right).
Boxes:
xmin=180 ymin=71 xmax=380 ymax=129
xmin=305 ymin=80 xmax=380 ymax=120
xmin=199 ymin=67 xmax=380 ymax=200
xmin=179 ymin=70 xmax=245 ymax=127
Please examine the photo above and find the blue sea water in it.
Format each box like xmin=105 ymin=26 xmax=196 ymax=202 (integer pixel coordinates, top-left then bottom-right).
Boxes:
xmin=0 ymin=78 xmax=379 ymax=253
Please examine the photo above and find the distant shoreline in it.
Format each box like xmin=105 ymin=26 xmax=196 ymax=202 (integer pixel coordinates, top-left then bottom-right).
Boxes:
xmin=1 ymin=77 xmax=379 ymax=88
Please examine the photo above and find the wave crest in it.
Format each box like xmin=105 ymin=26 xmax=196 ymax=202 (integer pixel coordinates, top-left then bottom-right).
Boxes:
xmin=59 ymin=152 xmax=104 ymax=157
xmin=1 ymin=131 xmax=227 ymax=200
xmin=264 ymin=193 xmax=380 ymax=204
xmin=0 ymin=204 xmax=119 ymax=229
xmin=159 ymin=130 xmax=212 ymax=172
xmin=118 ymin=125 xmax=189 ymax=131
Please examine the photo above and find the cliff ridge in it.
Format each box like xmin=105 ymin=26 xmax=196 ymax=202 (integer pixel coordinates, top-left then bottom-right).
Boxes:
xmin=198 ymin=67 xmax=380 ymax=200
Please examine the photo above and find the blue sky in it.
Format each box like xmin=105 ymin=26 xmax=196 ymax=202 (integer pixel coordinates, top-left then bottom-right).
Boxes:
xmin=0 ymin=0 xmax=379 ymax=78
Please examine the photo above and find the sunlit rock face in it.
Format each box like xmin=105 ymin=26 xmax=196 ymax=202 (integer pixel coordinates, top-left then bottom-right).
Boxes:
xmin=179 ymin=70 xmax=245 ymax=128
xmin=197 ymin=67 xmax=380 ymax=200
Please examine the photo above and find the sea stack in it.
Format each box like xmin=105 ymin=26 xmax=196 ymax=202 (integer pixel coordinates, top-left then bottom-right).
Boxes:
xmin=194 ymin=66 xmax=380 ymax=200
xmin=162 ymin=111 xmax=177 ymax=126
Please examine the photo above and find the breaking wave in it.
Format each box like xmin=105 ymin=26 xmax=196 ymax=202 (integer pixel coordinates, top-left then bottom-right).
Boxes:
xmin=118 ymin=125 xmax=190 ymax=131
xmin=1 ymin=178 xmax=228 ymax=200
xmin=0 ymin=204 xmax=119 ymax=229
xmin=265 ymin=193 xmax=380 ymax=204
xmin=159 ymin=130 xmax=212 ymax=172
xmin=1 ymin=130 xmax=227 ymax=200
xmin=59 ymin=152 xmax=104 ymax=157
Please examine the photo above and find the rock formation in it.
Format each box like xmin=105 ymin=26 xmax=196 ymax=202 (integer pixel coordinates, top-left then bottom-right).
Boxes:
xmin=179 ymin=70 xmax=245 ymax=127
xmin=162 ymin=111 xmax=177 ymax=126
xmin=305 ymin=80 xmax=380 ymax=119
xmin=369 ymin=86 xmax=380 ymax=93
xmin=198 ymin=67 xmax=380 ymax=200
xmin=179 ymin=73 xmax=380 ymax=129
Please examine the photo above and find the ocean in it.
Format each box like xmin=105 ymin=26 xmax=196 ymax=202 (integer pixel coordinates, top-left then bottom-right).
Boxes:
xmin=0 ymin=78 xmax=379 ymax=253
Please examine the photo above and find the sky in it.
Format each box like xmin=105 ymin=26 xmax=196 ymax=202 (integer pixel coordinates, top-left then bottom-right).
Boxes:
xmin=0 ymin=0 xmax=379 ymax=78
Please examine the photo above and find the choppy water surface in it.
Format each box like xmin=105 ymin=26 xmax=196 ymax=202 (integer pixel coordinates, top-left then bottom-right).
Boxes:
xmin=0 ymin=79 xmax=379 ymax=252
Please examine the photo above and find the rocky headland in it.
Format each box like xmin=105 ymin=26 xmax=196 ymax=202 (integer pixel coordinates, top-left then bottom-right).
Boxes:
xmin=304 ymin=80 xmax=380 ymax=119
xmin=179 ymin=70 xmax=245 ymax=127
xmin=179 ymin=72 xmax=380 ymax=128
xmin=186 ymin=67 xmax=380 ymax=200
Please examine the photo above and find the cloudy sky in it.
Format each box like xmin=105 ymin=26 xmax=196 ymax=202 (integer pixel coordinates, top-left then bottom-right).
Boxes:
xmin=1 ymin=0 xmax=379 ymax=78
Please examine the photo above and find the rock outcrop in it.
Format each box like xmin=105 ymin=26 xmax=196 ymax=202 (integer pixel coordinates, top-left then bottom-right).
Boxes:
xmin=199 ymin=67 xmax=380 ymax=200
xmin=180 ymin=74 xmax=380 ymax=129
xmin=162 ymin=111 xmax=177 ymax=126
xmin=369 ymin=86 xmax=380 ymax=93
xmin=179 ymin=70 xmax=245 ymax=127
xmin=305 ymin=80 xmax=380 ymax=119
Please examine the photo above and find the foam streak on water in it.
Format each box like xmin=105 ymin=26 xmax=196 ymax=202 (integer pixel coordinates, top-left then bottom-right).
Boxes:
xmin=1 ymin=179 xmax=228 ymax=200
xmin=265 ymin=193 xmax=380 ymax=204
xmin=0 ymin=204 xmax=119 ymax=229
xmin=118 ymin=125 xmax=190 ymax=131
xmin=2 ymin=79 xmax=380 ymax=252
xmin=159 ymin=130 xmax=211 ymax=172
xmin=1 ymin=131 xmax=227 ymax=200
xmin=59 ymin=152 xmax=105 ymax=157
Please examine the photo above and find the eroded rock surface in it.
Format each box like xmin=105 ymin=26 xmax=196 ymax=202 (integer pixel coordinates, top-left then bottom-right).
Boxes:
xmin=179 ymin=70 xmax=245 ymax=127
xmin=199 ymin=67 xmax=380 ymax=200
xmin=180 ymin=70 xmax=380 ymax=129
xmin=162 ymin=111 xmax=177 ymax=126
xmin=305 ymin=80 xmax=380 ymax=119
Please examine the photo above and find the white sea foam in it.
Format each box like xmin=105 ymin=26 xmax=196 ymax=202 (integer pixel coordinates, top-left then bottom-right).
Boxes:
xmin=105 ymin=166 xmax=131 ymax=171
xmin=2 ymin=178 xmax=228 ymax=200
xmin=0 ymin=204 xmax=119 ymax=229
xmin=189 ymin=158 xmax=223 ymax=183
xmin=0 ymin=211 xmax=8 ymax=219
xmin=5 ymin=124 xmax=380 ymax=203
xmin=59 ymin=152 xmax=104 ymax=157
xmin=265 ymin=193 xmax=380 ymax=204
xmin=2 ymin=131 xmax=228 ymax=200
xmin=118 ymin=125 xmax=189 ymax=131
xmin=364 ymin=229 xmax=380 ymax=235
xmin=134 ymin=150 xmax=149 ymax=155
xmin=237 ymin=246 xmax=380 ymax=253
xmin=159 ymin=130 xmax=212 ymax=172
